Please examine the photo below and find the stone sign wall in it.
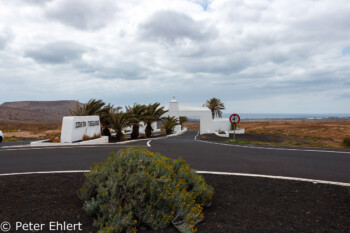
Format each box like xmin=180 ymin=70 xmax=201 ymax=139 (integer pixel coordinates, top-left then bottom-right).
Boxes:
xmin=61 ymin=116 xmax=101 ymax=143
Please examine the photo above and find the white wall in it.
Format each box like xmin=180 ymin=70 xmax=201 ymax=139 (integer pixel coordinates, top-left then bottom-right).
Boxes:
xmin=212 ymin=118 xmax=231 ymax=131
xmin=164 ymin=98 xmax=213 ymax=134
xmin=61 ymin=116 xmax=101 ymax=143
xmin=212 ymin=118 xmax=245 ymax=134
xmin=164 ymin=98 xmax=244 ymax=135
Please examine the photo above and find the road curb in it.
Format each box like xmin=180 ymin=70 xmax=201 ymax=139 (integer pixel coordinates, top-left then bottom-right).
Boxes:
xmin=1 ymin=170 xmax=349 ymax=187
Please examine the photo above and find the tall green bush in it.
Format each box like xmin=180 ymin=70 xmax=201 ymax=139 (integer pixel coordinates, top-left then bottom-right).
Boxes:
xmin=162 ymin=116 xmax=180 ymax=135
xmin=231 ymin=123 xmax=238 ymax=130
xmin=78 ymin=147 xmax=214 ymax=233
xmin=342 ymin=137 xmax=350 ymax=147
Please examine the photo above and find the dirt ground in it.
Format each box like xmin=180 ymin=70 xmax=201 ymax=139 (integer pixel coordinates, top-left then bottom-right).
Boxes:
xmin=3 ymin=129 xmax=60 ymax=138
xmin=0 ymin=123 xmax=61 ymax=142
xmin=239 ymin=120 xmax=350 ymax=148
xmin=1 ymin=173 xmax=349 ymax=233
xmin=185 ymin=119 xmax=350 ymax=148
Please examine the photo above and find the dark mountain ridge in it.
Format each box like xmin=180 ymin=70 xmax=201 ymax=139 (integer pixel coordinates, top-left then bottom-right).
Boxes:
xmin=0 ymin=100 xmax=80 ymax=123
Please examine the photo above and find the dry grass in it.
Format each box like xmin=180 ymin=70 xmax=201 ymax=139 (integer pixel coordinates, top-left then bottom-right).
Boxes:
xmin=183 ymin=122 xmax=200 ymax=130
xmin=185 ymin=119 xmax=350 ymax=148
xmin=239 ymin=120 xmax=350 ymax=147
xmin=1 ymin=123 xmax=61 ymax=141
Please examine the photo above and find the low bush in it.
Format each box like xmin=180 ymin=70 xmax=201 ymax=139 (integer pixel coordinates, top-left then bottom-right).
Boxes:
xmin=82 ymin=135 xmax=91 ymax=141
xmin=48 ymin=135 xmax=60 ymax=143
xmin=120 ymin=135 xmax=128 ymax=141
xmin=78 ymin=147 xmax=214 ymax=233
xmin=217 ymin=130 xmax=226 ymax=134
xmin=342 ymin=137 xmax=350 ymax=147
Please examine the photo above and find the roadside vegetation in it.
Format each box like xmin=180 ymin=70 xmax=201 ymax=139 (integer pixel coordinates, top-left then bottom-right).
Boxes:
xmin=0 ymin=98 xmax=181 ymax=143
xmin=78 ymin=147 xmax=214 ymax=233
xmin=179 ymin=116 xmax=188 ymax=130
xmin=66 ymin=99 xmax=171 ymax=142
xmin=342 ymin=137 xmax=350 ymax=148
xmin=162 ymin=116 xmax=180 ymax=135
xmin=144 ymin=103 xmax=168 ymax=138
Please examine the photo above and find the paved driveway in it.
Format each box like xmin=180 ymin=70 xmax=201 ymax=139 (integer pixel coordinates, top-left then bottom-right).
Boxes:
xmin=1 ymin=131 xmax=349 ymax=183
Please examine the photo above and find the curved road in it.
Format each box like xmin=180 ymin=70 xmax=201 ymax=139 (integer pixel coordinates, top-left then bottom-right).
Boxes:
xmin=0 ymin=131 xmax=349 ymax=183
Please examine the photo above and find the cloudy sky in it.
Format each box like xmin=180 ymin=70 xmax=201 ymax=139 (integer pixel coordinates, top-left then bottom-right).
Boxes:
xmin=0 ymin=0 xmax=349 ymax=114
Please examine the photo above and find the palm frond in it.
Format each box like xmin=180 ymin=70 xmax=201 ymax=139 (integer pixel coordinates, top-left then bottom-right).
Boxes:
xmin=205 ymin=98 xmax=225 ymax=119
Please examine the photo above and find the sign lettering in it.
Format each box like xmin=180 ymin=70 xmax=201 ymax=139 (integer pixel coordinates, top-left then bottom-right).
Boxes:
xmin=75 ymin=121 xmax=87 ymax=128
xmin=88 ymin=120 xmax=100 ymax=127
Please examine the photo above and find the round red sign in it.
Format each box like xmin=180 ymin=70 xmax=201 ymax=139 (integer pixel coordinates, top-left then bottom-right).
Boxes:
xmin=229 ymin=114 xmax=240 ymax=125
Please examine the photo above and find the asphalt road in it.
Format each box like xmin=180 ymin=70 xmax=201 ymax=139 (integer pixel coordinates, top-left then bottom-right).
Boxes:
xmin=0 ymin=141 xmax=31 ymax=147
xmin=1 ymin=131 xmax=349 ymax=183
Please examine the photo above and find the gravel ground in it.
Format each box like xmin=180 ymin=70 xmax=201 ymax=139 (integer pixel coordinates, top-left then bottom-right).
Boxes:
xmin=1 ymin=173 xmax=349 ymax=233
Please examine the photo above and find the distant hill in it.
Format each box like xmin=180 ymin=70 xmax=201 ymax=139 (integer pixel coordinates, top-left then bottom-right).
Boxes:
xmin=0 ymin=100 xmax=81 ymax=123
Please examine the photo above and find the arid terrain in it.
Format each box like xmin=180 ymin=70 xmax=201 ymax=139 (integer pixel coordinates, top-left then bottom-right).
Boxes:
xmin=1 ymin=123 xmax=61 ymax=142
xmin=186 ymin=119 xmax=350 ymax=148
xmin=1 ymin=101 xmax=349 ymax=148
xmin=0 ymin=100 xmax=78 ymax=142
xmin=0 ymin=100 xmax=80 ymax=123
xmin=2 ymin=119 xmax=350 ymax=148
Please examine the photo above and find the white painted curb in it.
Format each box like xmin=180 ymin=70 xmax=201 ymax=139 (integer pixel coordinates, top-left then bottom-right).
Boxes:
xmin=0 ymin=170 xmax=90 ymax=176
xmin=2 ymin=129 xmax=187 ymax=149
xmin=0 ymin=170 xmax=349 ymax=187
xmin=196 ymin=171 xmax=350 ymax=187
xmin=29 ymin=136 xmax=109 ymax=147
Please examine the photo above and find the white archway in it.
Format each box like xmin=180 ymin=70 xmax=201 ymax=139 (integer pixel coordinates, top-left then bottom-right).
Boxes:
xmin=163 ymin=98 xmax=230 ymax=135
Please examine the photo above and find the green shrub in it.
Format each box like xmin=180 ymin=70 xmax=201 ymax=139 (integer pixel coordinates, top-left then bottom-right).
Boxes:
xmin=231 ymin=124 xmax=238 ymax=130
xmin=162 ymin=116 xmax=180 ymax=135
xmin=342 ymin=137 xmax=350 ymax=147
xmin=78 ymin=147 xmax=214 ymax=233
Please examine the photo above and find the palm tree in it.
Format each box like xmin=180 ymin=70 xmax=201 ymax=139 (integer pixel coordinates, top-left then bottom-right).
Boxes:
xmin=144 ymin=103 xmax=168 ymax=138
xmin=109 ymin=107 xmax=133 ymax=141
xmin=100 ymin=104 xmax=114 ymax=137
xmin=70 ymin=99 xmax=105 ymax=116
xmin=126 ymin=104 xmax=146 ymax=139
xmin=179 ymin=116 xmax=188 ymax=130
xmin=205 ymin=98 xmax=225 ymax=119
xmin=162 ymin=116 xmax=180 ymax=135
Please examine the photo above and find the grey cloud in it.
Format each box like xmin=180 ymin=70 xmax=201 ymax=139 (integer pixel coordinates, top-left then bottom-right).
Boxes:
xmin=0 ymin=29 xmax=14 ymax=50
xmin=76 ymin=62 xmax=149 ymax=80
xmin=25 ymin=41 xmax=87 ymax=64
xmin=45 ymin=0 xmax=117 ymax=30
xmin=24 ymin=0 xmax=52 ymax=6
xmin=179 ymin=57 xmax=250 ymax=75
xmin=140 ymin=10 xmax=217 ymax=43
